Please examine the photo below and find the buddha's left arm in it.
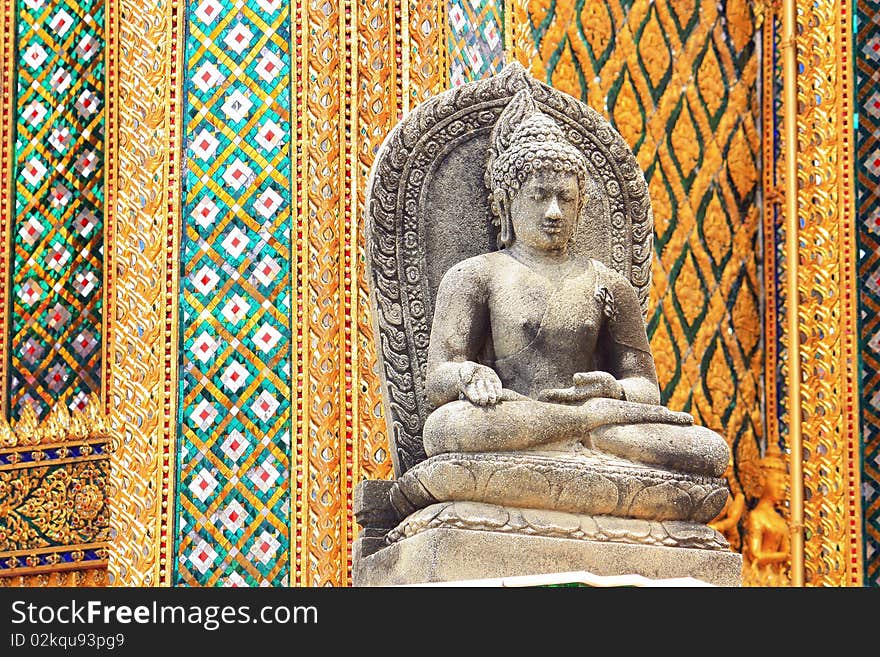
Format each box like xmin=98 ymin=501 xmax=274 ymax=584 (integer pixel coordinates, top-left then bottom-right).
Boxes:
xmin=600 ymin=273 xmax=661 ymax=406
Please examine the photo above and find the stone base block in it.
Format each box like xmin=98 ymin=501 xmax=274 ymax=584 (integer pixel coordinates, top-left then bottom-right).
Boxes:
xmin=353 ymin=527 xmax=742 ymax=587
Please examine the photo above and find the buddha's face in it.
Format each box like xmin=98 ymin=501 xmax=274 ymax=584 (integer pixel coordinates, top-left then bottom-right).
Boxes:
xmin=508 ymin=170 xmax=579 ymax=252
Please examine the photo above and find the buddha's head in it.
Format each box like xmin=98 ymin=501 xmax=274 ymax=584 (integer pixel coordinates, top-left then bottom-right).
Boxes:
xmin=486 ymin=89 xmax=590 ymax=250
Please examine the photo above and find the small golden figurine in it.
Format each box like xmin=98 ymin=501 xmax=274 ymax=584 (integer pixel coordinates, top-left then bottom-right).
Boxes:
xmin=708 ymin=458 xmax=746 ymax=551
xmin=743 ymin=441 xmax=790 ymax=586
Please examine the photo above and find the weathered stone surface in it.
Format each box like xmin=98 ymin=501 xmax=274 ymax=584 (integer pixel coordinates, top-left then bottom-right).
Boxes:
xmin=390 ymin=452 xmax=728 ymax=523
xmin=353 ymin=527 xmax=742 ymax=587
xmin=590 ymin=422 xmax=729 ymax=477
xmin=387 ymin=501 xmax=729 ymax=551
xmin=354 ymin=479 xmax=399 ymax=529
xmin=421 ymin=398 xmax=728 ymax=477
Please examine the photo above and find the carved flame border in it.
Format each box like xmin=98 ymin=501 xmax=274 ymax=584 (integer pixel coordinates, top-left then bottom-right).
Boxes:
xmin=793 ymin=0 xmax=863 ymax=586
xmin=294 ymin=0 xmax=447 ymax=587
xmin=104 ymin=0 xmax=184 ymax=586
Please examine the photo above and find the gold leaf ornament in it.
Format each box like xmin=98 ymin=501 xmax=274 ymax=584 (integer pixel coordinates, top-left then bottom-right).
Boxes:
xmin=0 ymin=416 xmax=15 ymax=447
xmin=579 ymin=1 xmax=612 ymax=60
xmin=16 ymin=404 xmax=41 ymax=445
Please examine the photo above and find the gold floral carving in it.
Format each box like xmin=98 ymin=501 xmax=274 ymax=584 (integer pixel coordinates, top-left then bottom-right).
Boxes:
xmin=731 ymin=283 xmax=760 ymax=361
xmin=637 ymin=9 xmax=671 ymax=91
xmin=404 ymin=0 xmax=447 ymax=113
xmin=705 ymin=337 xmax=735 ymax=413
xmin=353 ymin=0 xmax=399 ymax=492
xmin=0 ymin=461 xmax=110 ymax=552
xmin=0 ymin=396 xmax=111 ymax=582
xmin=727 ymin=127 xmax=757 ymax=199
xmin=650 ymin=316 xmax=678 ymax=393
xmin=726 ymin=0 xmax=754 ymax=52
xmin=611 ymin=69 xmax=645 ymax=157
xmin=104 ymin=0 xmax=184 ymax=586
xmin=0 ymin=567 xmax=107 ymax=586
xmin=696 ymin=45 xmax=725 ymax=119
xmin=301 ymin=0 xmax=348 ymax=587
xmin=701 ymin=191 xmax=731 ymax=267
xmin=793 ymin=0 xmax=862 ymax=586
xmin=669 ymin=103 xmax=700 ymax=179
xmin=580 ymin=2 xmax=612 ymax=61
xmin=673 ymin=252 xmax=705 ymax=327
xmin=646 ymin=168 xmax=673 ymax=250
xmin=1 ymin=567 xmax=107 ymax=586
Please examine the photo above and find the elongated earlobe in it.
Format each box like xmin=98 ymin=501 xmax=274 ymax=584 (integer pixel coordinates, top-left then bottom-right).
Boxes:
xmin=497 ymin=194 xmax=513 ymax=248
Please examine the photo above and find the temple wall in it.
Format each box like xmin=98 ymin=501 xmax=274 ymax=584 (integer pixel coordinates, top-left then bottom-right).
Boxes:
xmin=0 ymin=0 xmax=866 ymax=585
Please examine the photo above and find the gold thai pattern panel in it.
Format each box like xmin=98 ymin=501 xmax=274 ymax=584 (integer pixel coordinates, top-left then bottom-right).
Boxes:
xmin=0 ymin=400 xmax=111 ymax=580
xmin=508 ymin=0 xmax=764 ymax=572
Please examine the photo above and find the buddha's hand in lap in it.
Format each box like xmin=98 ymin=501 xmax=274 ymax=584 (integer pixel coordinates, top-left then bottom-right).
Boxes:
xmin=537 ymin=371 xmax=625 ymax=405
xmin=457 ymin=362 xmax=503 ymax=406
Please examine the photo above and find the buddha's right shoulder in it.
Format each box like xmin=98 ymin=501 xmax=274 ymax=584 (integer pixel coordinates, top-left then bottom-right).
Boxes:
xmin=439 ymin=253 xmax=495 ymax=286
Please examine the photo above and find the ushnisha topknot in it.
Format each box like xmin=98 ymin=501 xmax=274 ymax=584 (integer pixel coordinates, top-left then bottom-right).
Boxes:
xmin=485 ymin=88 xmax=590 ymax=247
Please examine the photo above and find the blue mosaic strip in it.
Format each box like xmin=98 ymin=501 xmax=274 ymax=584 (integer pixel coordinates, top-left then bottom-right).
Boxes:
xmin=173 ymin=0 xmax=293 ymax=587
xmin=448 ymin=0 xmax=505 ymax=86
xmin=0 ymin=441 xmax=108 ymax=466
xmin=0 ymin=547 xmax=106 ymax=571
xmin=9 ymin=0 xmax=104 ymax=420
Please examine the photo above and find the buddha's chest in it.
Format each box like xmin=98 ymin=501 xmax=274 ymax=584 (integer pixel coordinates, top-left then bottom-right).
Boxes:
xmin=486 ymin=271 xmax=601 ymax=357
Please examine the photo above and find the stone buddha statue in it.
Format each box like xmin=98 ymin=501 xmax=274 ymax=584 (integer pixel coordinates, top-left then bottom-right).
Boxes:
xmin=423 ymin=89 xmax=727 ymax=477
xmin=354 ymin=62 xmax=742 ymax=586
